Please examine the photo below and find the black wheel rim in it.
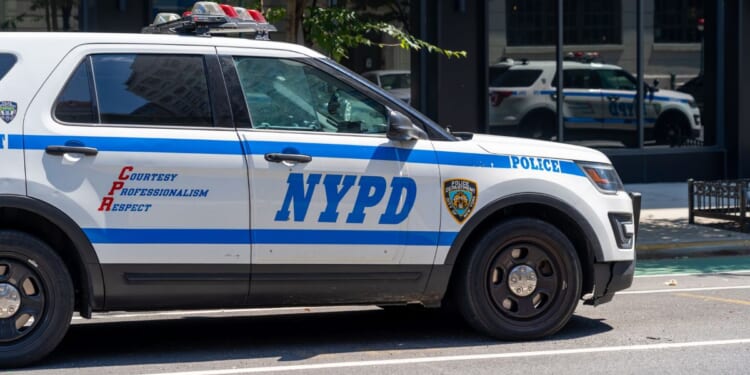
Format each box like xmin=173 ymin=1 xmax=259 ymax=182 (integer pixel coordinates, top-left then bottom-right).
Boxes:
xmin=486 ymin=241 xmax=561 ymax=320
xmin=0 ymin=258 xmax=46 ymax=343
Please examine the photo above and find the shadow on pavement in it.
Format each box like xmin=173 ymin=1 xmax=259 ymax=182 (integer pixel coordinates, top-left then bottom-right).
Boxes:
xmin=31 ymin=308 xmax=612 ymax=370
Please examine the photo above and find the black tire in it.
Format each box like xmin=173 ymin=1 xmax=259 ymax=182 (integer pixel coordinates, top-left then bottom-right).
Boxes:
xmin=455 ymin=218 xmax=581 ymax=340
xmin=519 ymin=111 xmax=556 ymax=140
xmin=655 ymin=113 xmax=689 ymax=147
xmin=0 ymin=231 xmax=74 ymax=368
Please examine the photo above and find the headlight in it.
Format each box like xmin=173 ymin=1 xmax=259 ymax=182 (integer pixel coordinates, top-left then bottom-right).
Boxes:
xmin=577 ymin=162 xmax=624 ymax=194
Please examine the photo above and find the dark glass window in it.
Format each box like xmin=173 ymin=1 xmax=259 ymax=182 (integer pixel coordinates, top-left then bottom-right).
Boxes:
xmin=551 ymin=69 xmax=602 ymax=89
xmin=489 ymin=66 xmax=510 ymax=86
xmin=0 ymin=54 xmax=16 ymax=81
xmin=596 ymin=69 xmax=637 ymax=90
xmin=490 ymin=69 xmax=542 ymax=87
xmin=506 ymin=0 xmax=621 ymax=46
xmin=91 ymin=54 xmax=213 ymax=126
xmin=654 ymin=0 xmax=704 ymax=43
xmin=233 ymin=57 xmax=387 ymax=134
xmin=55 ymin=59 xmax=97 ymax=123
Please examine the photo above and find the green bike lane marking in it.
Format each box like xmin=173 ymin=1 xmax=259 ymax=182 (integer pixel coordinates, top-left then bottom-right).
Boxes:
xmin=635 ymin=255 xmax=750 ymax=277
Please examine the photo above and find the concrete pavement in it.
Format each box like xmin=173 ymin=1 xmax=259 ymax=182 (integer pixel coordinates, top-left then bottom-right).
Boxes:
xmin=627 ymin=182 xmax=750 ymax=259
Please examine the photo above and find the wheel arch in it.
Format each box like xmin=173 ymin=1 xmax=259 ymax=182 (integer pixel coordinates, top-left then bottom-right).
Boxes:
xmin=655 ymin=108 xmax=691 ymax=128
xmin=429 ymin=193 xmax=604 ymax=303
xmin=0 ymin=195 xmax=104 ymax=317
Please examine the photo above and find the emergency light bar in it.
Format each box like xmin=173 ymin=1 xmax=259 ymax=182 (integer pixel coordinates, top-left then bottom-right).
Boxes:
xmin=142 ymin=1 xmax=277 ymax=39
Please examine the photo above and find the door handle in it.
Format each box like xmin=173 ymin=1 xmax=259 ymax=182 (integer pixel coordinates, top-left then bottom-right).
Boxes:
xmin=607 ymin=96 xmax=620 ymax=102
xmin=45 ymin=145 xmax=99 ymax=156
xmin=264 ymin=153 xmax=312 ymax=164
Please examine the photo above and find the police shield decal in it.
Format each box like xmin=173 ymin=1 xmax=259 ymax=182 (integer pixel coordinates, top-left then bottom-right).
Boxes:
xmin=443 ymin=179 xmax=477 ymax=223
xmin=0 ymin=101 xmax=17 ymax=124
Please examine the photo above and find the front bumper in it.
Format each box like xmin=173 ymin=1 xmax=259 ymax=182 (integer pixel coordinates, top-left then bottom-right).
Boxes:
xmin=584 ymin=191 xmax=641 ymax=306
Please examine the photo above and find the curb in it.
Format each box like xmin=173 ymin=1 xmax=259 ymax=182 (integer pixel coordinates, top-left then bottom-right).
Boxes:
xmin=636 ymin=239 xmax=750 ymax=259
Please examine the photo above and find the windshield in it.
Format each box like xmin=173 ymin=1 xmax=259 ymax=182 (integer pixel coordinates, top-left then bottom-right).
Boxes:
xmin=379 ymin=73 xmax=411 ymax=90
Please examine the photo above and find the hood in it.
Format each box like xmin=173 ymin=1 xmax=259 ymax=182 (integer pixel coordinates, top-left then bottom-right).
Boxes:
xmin=654 ymin=89 xmax=695 ymax=102
xmin=469 ymin=133 xmax=612 ymax=165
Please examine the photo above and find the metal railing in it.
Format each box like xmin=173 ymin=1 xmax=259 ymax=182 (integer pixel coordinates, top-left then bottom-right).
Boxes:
xmin=688 ymin=179 xmax=750 ymax=232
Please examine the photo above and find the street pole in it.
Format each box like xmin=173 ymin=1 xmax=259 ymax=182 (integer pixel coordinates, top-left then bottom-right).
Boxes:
xmin=636 ymin=0 xmax=644 ymax=149
xmin=556 ymin=0 xmax=564 ymax=142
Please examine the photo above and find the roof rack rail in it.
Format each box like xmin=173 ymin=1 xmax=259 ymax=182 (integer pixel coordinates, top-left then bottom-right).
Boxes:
xmin=142 ymin=1 xmax=277 ymax=40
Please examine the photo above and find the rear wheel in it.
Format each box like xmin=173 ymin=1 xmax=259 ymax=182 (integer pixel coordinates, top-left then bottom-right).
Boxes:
xmin=455 ymin=218 xmax=581 ymax=340
xmin=0 ymin=231 xmax=74 ymax=368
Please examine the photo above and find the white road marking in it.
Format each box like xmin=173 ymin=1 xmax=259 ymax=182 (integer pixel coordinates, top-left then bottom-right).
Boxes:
xmin=635 ymin=270 xmax=750 ymax=278
xmin=141 ymin=338 xmax=750 ymax=375
xmin=619 ymin=285 xmax=750 ymax=295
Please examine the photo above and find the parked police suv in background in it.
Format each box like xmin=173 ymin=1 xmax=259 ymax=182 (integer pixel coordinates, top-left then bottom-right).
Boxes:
xmin=489 ymin=59 xmax=703 ymax=147
xmin=0 ymin=2 xmax=638 ymax=367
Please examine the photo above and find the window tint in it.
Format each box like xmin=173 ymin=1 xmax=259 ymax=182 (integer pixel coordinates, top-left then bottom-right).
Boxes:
xmin=489 ymin=66 xmax=510 ymax=86
xmin=0 ymin=54 xmax=16 ymax=81
xmin=597 ymin=69 xmax=637 ymax=91
xmin=379 ymin=73 xmax=410 ymax=90
xmin=234 ymin=57 xmax=387 ymax=134
xmin=490 ymin=69 xmax=541 ymax=87
xmin=91 ymin=54 xmax=213 ymax=126
xmin=552 ymin=69 xmax=602 ymax=89
xmin=55 ymin=59 xmax=97 ymax=123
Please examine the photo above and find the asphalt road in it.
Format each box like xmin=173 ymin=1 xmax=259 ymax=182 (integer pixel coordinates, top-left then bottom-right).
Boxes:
xmin=9 ymin=257 xmax=750 ymax=375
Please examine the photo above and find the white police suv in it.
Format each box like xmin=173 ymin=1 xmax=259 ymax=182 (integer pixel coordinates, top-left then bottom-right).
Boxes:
xmin=489 ymin=59 xmax=703 ymax=147
xmin=0 ymin=4 xmax=638 ymax=367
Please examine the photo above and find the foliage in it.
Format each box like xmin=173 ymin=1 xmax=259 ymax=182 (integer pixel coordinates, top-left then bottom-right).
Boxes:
xmin=303 ymin=7 xmax=466 ymax=62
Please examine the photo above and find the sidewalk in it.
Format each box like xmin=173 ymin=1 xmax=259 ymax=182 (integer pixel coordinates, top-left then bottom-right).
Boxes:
xmin=626 ymin=182 xmax=750 ymax=259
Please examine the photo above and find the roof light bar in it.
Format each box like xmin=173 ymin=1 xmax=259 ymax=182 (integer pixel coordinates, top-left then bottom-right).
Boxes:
xmin=142 ymin=1 xmax=276 ymax=39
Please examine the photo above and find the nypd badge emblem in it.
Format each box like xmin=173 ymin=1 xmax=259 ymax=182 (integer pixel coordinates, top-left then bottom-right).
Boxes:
xmin=0 ymin=101 xmax=17 ymax=124
xmin=444 ymin=179 xmax=478 ymax=223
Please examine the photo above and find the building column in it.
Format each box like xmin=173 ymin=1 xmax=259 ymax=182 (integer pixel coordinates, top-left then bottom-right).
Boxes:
xmin=738 ymin=0 xmax=750 ymax=177
xmin=411 ymin=0 xmax=487 ymax=133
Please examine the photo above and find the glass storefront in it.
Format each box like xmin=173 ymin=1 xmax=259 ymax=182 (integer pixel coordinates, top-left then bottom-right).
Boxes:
xmin=488 ymin=0 xmax=710 ymax=150
xmin=0 ymin=0 xmax=80 ymax=31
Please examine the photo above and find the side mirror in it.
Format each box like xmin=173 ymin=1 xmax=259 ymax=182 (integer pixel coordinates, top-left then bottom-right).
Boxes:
xmin=387 ymin=110 xmax=427 ymax=141
xmin=651 ymin=79 xmax=660 ymax=92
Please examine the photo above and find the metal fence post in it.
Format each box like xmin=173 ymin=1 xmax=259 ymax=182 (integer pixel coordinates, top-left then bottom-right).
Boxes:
xmin=688 ymin=179 xmax=695 ymax=224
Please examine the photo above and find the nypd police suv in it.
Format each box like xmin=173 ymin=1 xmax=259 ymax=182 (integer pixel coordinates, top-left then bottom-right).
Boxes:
xmin=0 ymin=4 xmax=638 ymax=367
xmin=489 ymin=59 xmax=703 ymax=147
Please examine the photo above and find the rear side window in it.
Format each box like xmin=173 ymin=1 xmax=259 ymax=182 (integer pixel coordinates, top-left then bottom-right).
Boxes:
xmin=490 ymin=69 xmax=541 ymax=87
xmin=488 ymin=66 xmax=510 ymax=86
xmin=55 ymin=59 xmax=97 ymax=123
xmin=0 ymin=54 xmax=17 ymax=81
xmin=55 ymin=54 xmax=213 ymax=127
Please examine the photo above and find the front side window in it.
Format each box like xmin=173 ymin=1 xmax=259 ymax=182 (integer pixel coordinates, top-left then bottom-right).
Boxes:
xmin=597 ymin=69 xmax=637 ymax=91
xmin=233 ymin=57 xmax=387 ymax=134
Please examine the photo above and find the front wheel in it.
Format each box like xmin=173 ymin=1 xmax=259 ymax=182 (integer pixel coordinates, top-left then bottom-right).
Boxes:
xmin=0 ymin=231 xmax=74 ymax=368
xmin=455 ymin=218 xmax=581 ymax=340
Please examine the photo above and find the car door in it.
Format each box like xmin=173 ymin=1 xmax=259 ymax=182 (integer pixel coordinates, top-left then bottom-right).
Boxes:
xmin=596 ymin=68 xmax=639 ymax=146
xmin=557 ymin=69 xmax=604 ymax=138
xmin=217 ymin=48 xmax=441 ymax=305
xmin=23 ymin=44 xmax=251 ymax=309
